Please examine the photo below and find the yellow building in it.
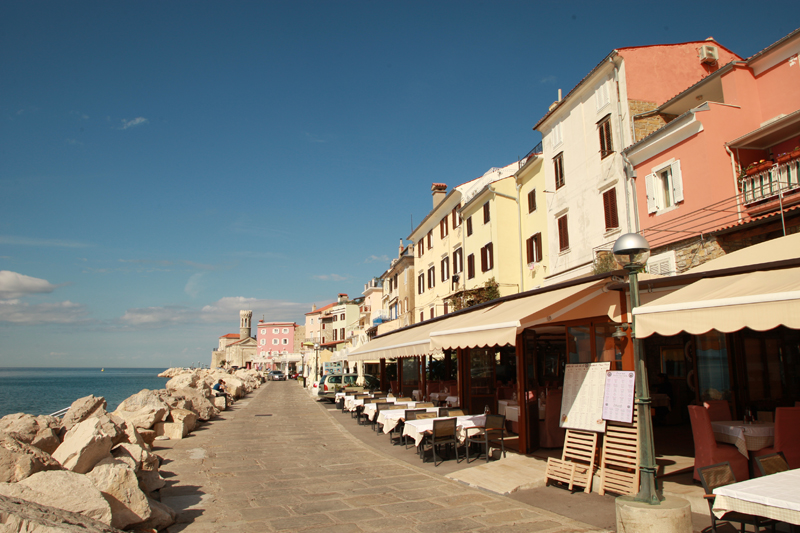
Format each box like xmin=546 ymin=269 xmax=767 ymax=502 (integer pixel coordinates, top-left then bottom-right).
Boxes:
xmin=514 ymin=148 xmax=549 ymax=291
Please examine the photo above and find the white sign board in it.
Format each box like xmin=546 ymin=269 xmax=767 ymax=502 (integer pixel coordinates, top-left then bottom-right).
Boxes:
xmin=560 ymin=362 xmax=610 ymax=432
xmin=602 ymin=371 xmax=636 ymax=423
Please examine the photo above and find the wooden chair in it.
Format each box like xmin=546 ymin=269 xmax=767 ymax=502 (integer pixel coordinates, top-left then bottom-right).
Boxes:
xmin=392 ymin=409 xmax=424 ymax=446
xmin=446 ymin=409 xmax=465 ymax=417
xmin=754 ymin=452 xmax=788 ymax=477
xmin=415 ymin=402 xmax=435 ymax=408
xmin=697 ymin=462 xmax=775 ymax=533
xmin=372 ymin=402 xmax=393 ymax=432
xmin=704 ymin=400 xmax=732 ymax=422
xmin=753 ymin=407 xmax=800 ymax=469
xmin=544 ymin=429 xmax=598 ymax=493
xmin=688 ymin=405 xmax=749 ymax=482
xmin=598 ymin=410 xmax=639 ymax=496
xmin=397 ymin=397 xmax=413 ymax=403
xmin=756 ymin=411 xmax=774 ymax=423
xmin=422 ymin=418 xmax=460 ymax=466
xmin=465 ymin=414 xmax=507 ymax=463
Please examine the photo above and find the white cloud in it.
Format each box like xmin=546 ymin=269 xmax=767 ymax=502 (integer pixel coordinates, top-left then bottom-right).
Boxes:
xmin=0 ymin=271 xmax=58 ymax=299
xmin=120 ymin=117 xmax=148 ymax=130
xmin=0 ymin=299 xmax=88 ymax=325
xmin=364 ymin=255 xmax=389 ymax=263
xmin=304 ymin=131 xmax=327 ymax=143
xmin=540 ymin=75 xmax=557 ymax=84
xmin=312 ymin=274 xmax=347 ymax=281
xmin=0 ymin=236 xmax=91 ymax=248
xmin=119 ymin=297 xmax=311 ymax=329
xmin=184 ymin=272 xmax=205 ymax=298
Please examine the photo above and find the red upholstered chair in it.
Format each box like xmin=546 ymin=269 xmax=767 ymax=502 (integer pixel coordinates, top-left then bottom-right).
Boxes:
xmin=753 ymin=407 xmax=800 ymax=469
xmin=688 ymin=405 xmax=748 ymax=482
xmin=703 ymin=400 xmax=732 ymax=422
xmin=539 ymin=389 xmax=566 ymax=448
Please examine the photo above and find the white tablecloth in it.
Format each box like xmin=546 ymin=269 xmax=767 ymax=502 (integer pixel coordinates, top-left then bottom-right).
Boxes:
xmin=713 ymin=469 xmax=800 ymax=525
xmin=445 ymin=396 xmax=459 ymax=407
xmin=430 ymin=392 xmax=449 ymax=403
xmin=498 ymin=400 xmax=518 ymax=417
xmin=402 ymin=414 xmax=485 ymax=447
xmin=711 ymin=421 xmax=774 ymax=457
xmin=377 ymin=407 xmax=440 ymax=434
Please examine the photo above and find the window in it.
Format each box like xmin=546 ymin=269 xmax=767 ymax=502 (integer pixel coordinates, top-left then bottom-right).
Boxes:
xmin=526 ymin=233 xmax=543 ymax=264
xmin=595 ymin=81 xmax=610 ymax=111
xmin=260 ymin=329 xmax=266 ymax=335
xmin=646 ymin=160 xmax=684 ymax=214
xmin=466 ymin=216 xmax=473 ymax=236
xmin=340 ymin=313 xmax=345 ymax=320
xmin=430 ymin=308 xmax=434 ymax=320
xmin=260 ymin=339 xmax=265 ymax=345
xmin=427 ymin=230 xmax=433 ymax=249
xmin=420 ymin=312 xmax=424 ymax=323
xmin=333 ymin=329 xmax=337 ymax=341
xmin=480 ymin=242 xmax=494 ymax=272
xmin=453 ymin=247 xmax=463 ymax=274
xmin=441 ymin=256 xmax=449 ymax=282
xmin=273 ymin=328 xmax=279 ymax=334
xmin=282 ymin=328 xmax=289 ymax=334
xmin=282 ymin=338 xmax=288 ymax=345
xmin=452 ymin=204 xmax=461 ymax=227
xmin=598 ymin=115 xmax=613 ymax=158
xmin=647 ymin=251 xmax=677 ymax=276
xmin=418 ymin=273 xmax=425 ymax=294
xmin=552 ymin=122 xmax=563 ymax=147
xmin=554 ymin=153 xmax=565 ymax=189
xmin=332 ymin=315 xmax=337 ymax=322
xmin=483 ymin=202 xmax=490 ymax=224
xmin=467 ymin=254 xmax=475 ymax=279
xmin=427 ymin=266 xmax=435 ymax=289
xmin=440 ymin=217 xmax=448 ymax=238
xmin=272 ymin=338 xmax=279 ymax=345
xmin=443 ymin=302 xmax=448 ymax=314
xmin=557 ymin=215 xmax=569 ymax=251
xmin=417 ymin=239 xmax=423 ymax=258
xmin=603 ymin=188 xmax=619 ymax=230
xmin=340 ymin=328 xmax=344 ymax=339
xmin=527 ymin=189 xmax=537 ymax=213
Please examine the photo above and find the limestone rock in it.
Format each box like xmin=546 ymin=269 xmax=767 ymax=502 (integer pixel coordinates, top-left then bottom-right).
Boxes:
xmin=138 ymin=429 xmax=156 ymax=447
xmin=0 ymin=414 xmax=62 ymax=455
xmin=111 ymin=443 xmax=164 ymax=494
xmin=110 ymin=415 xmax=146 ymax=449
xmin=113 ymin=390 xmax=170 ymax=430
xmin=132 ymin=497 xmax=176 ymax=531
xmin=51 ymin=418 xmax=113 ymax=474
xmin=0 ymin=470 xmax=113 ymax=525
xmin=0 ymin=432 xmax=61 ymax=483
xmin=62 ymin=395 xmax=107 ymax=430
xmin=213 ymin=396 xmax=227 ymax=410
xmin=165 ymin=371 xmax=203 ymax=392
xmin=169 ymin=388 xmax=219 ymax=421
xmin=168 ymin=408 xmax=197 ymax=434
xmin=87 ymin=458 xmax=152 ymax=530
xmin=0 ymin=494 xmax=123 ymax=533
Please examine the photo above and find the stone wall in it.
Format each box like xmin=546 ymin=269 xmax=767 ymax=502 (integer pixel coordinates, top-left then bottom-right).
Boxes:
xmin=629 ymin=100 xmax=677 ymax=143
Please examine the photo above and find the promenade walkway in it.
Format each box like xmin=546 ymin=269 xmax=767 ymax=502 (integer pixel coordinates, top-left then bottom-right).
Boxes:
xmin=156 ymin=381 xmax=607 ymax=533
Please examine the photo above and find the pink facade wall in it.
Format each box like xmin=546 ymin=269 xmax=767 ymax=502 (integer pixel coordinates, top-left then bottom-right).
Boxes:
xmin=752 ymin=55 xmax=800 ymax=121
xmin=620 ymin=42 xmax=741 ymax=104
xmin=256 ymin=322 xmax=296 ymax=354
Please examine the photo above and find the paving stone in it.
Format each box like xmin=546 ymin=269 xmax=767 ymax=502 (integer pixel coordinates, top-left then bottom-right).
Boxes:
xmin=328 ymin=507 xmax=384 ymax=523
xmin=237 ymin=505 xmax=292 ymax=521
xmin=414 ymin=517 xmax=483 ymax=533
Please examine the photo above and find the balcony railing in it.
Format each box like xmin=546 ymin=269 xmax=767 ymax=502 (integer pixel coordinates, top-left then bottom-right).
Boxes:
xmin=741 ymin=159 xmax=800 ymax=204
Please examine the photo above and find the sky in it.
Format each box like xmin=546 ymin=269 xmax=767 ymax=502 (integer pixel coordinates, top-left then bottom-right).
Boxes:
xmin=1 ymin=1 xmax=797 ymax=368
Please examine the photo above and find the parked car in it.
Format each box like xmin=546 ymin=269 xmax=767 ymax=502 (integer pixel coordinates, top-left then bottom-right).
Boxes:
xmin=317 ymin=373 xmax=379 ymax=401
xmin=268 ymin=371 xmax=286 ymax=381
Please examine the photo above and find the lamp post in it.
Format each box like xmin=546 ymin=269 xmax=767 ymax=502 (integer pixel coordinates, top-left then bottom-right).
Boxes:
xmin=612 ymin=233 xmax=661 ymax=505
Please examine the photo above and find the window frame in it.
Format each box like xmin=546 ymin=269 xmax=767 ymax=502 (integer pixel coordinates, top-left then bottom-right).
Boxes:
xmin=554 ymin=152 xmax=565 ymax=189
xmin=427 ymin=266 xmax=435 ymax=289
xmin=441 ymin=256 xmax=449 ymax=282
xmin=440 ymin=216 xmax=448 ymax=239
xmin=466 ymin=216 xmax=473 ymax=236
xmin=452 ymin=204 xmax=462 ymax=227
xmin=480 ymin=242 xmax=494 ymax=272
xmin=418 ymin=273 xmax=425 ymax=294
xmin=527 ymin=189 xmax=537 ymax=213
xmin=467 ymin=253 xmax=475 ymax=279
xmin=483 ymin=202 xmax=490 ymax=224
xmin=526 ymin=232 xmax=543 ymax=264
xmin=598 ymin=114 xmax=613 ymax=159
xmin=557 ymin=214 xmax=569 ymax=251
xmin=427 ymin=230 xmax=433 ymax=249
xmin=602 ymin=188 xmax=619 ymax=231
xmin=453 ymin=247 xmax=463 ymax=274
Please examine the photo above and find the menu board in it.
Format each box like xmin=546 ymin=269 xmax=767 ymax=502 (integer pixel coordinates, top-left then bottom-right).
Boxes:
xmin=560 ymin=362 xmax=610 ymax=432
xmin=602 ymin=371 xmax=636 ymax=423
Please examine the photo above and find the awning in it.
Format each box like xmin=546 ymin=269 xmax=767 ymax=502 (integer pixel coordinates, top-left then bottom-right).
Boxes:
xmin=429 ymin=279 xmax=621 ymax=350
xmin=633 ymin=266 xmax=800 ymax=337
xmin=347 ymin=320 xmax=449 ymax=362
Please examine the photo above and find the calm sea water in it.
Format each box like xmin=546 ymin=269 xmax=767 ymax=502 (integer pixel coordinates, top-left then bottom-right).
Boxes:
xmin=0 ymin=368 xmax=170 ymax=418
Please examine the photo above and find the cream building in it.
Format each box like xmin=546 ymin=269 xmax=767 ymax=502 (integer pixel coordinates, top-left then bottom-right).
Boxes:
xmin=377 ymin=241 xmax=415 ymax=335
xmin=211 ymin=310 xmax=258 ymax=368
xmin=515 ymin=149 xmax=548 ymax=291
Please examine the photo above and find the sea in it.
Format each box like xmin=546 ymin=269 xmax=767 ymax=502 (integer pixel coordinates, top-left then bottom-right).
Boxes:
xmin=0 ymin=368 xmax=170 ymax=419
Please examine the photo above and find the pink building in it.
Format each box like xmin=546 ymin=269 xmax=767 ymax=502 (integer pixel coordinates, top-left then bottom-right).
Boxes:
xmin=256 ymin=321 xmax=299 ymax=358
xmin=623 ymin=29 xmax=800 ymax=272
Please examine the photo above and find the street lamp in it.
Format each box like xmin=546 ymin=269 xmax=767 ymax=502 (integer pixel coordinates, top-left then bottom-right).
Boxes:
xmin=612 ymin=233 xmax=662 ymax=505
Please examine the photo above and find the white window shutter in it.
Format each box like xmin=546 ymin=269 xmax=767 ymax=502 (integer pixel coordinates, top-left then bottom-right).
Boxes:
xmin=671 ymin=160 xmax=684 ymax=203
xmin=595 ymin=87 xmax=602 ymax=112
xmin=645 ymin=173 xmax=657 ymax=213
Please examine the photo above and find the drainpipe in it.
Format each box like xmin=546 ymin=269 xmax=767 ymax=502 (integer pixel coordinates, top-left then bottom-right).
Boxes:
xmin=622 ymin=152 xmax=641 ymax=233
xmin=611 ymin=56 xmax=634 ymax=233
xmin=724 ymin=144 xmax=743 ymax=223
xmin=489 ymin=185 xmax=523 ymax=294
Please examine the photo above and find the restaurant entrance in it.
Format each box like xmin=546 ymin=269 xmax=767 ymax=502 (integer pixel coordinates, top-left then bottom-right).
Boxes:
xmin=464 ymin=345 xmax=516 ymax=415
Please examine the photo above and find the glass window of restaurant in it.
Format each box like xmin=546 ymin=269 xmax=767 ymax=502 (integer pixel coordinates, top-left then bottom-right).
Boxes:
xmin=401 ymin=357 xmax=419 ymax=397
xmin=467 ymin=345 xmax=516 ymax=414
xmin=696 ymin=331 xmax=731 ymax=403
xmin=733 ymin=326 xmax=800 ymax=411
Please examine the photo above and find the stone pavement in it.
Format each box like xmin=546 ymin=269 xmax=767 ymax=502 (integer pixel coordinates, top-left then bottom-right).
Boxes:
xmin=156 ymin=381 xmax=609 ymax=533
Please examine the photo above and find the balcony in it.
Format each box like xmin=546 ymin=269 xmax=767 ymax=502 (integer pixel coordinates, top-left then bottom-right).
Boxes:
xmin=741 ymin=158 xmax=800 ymax=205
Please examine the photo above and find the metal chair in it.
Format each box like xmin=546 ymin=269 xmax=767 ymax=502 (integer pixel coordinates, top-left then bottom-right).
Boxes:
xmin=396 ymin=409 xmax=425 ymax=447
xmin=372 ymin=402 xmax=393 ymax=432
xmin=422 ymin=418 xmax=460 ymax=466
xmin=697 ymin=462 xmax=776 ymax=533
xmin=754 ymin=452 xmax=788 ymax=477
xmin=465 ymin=414 xmax=507 ymax=463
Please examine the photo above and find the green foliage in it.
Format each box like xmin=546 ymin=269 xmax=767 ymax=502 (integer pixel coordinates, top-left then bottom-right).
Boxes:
xmin=592 ymin=251 xmax=618 ymax=275
xmin=446 ymin=277 xmax=501 ymax=311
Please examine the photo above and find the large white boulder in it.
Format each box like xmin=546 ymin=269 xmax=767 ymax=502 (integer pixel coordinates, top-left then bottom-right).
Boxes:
xmin=168 ymin=408 xmax=197 ymax=434
xmin=111 ymin=443 xmax=164 ymax=494
xmin=0 ymin=470 xmax=113 ymax=525
xmin=133 ymin=497 xmax=176 ymax=531
xmin=61 ymin=395 xmax=107 ymax=430
xmin=165 ymin=370 xmax=204 ymax=392
xmin=51 ymin=418 xmax=113 ymax=474
xmin=87 ymin=458 xmax=151 ymax=530
xmin=169 ymin=388 xmax=219 ymax=421
xmin=112 ymin=390 xmax=170 ymax=430
xmin=0 ymin=432 xmax=61 ymax=483
xmin=0 ymin=414 xmax=62 ymax=455
xmin=0 ymin=493 xmax=120 ymax=533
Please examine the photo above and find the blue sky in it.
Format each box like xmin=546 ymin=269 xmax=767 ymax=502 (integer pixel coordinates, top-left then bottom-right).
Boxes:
xmin=1 ymin=1 xmax=797 ymax=368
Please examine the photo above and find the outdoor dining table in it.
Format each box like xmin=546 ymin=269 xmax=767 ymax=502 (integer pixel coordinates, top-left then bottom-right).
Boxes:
xmin=711 ymin=420 xmax=774 ymax=457
xmin=402 ymin=414 xmax=486 ymax=447
xmin=429 ymin=392 xmax=449 ymax=405
xmin=377 ymin=407 xmax=440 ymax=434
xmin=713 ymin=468 xmax=800 ymax=526
xmin=445 ymin=396 xmax=459 ymax=407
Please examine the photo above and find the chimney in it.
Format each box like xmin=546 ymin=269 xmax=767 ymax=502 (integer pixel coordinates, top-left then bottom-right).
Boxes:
xmin=338 ymin=293 xmax=348 ymax=304
xmin=398 ymin=239 xmax=404 ymax=258
xmin=311 ymin=304 xmax=317 ymax=312
xmin=431 ymin=183 xmax=447 ymax=209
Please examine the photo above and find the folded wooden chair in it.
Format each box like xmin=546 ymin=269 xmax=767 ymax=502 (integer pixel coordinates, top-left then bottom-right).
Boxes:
xmin=545 ymin=429 xmax=599 ymax=493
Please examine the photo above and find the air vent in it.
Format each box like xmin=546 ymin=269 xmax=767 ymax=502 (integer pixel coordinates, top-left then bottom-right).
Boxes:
xmin=699 ymin=45 xmax=719 ymax=64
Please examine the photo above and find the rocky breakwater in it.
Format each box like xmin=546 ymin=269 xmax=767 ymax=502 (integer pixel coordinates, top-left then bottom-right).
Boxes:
xmin=0 ymin=368 xmax=264 ymax=532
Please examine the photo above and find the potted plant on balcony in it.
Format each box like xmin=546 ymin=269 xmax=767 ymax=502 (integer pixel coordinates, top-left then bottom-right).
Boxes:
xmin=756 ymin=159 xmax=774 ymax=173
xmin=777 ymin=152 xmax=792 ymax=165
xmin=745 ymin=163 xmax=760 ymax=176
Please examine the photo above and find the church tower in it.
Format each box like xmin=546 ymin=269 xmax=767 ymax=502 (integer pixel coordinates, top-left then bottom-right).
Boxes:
xmin=240 ymin=310 xmax=253 ymax=340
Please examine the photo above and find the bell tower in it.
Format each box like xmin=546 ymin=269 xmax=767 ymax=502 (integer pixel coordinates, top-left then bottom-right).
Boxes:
xmin=240 ymin=310 xmax=253 ymax=340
